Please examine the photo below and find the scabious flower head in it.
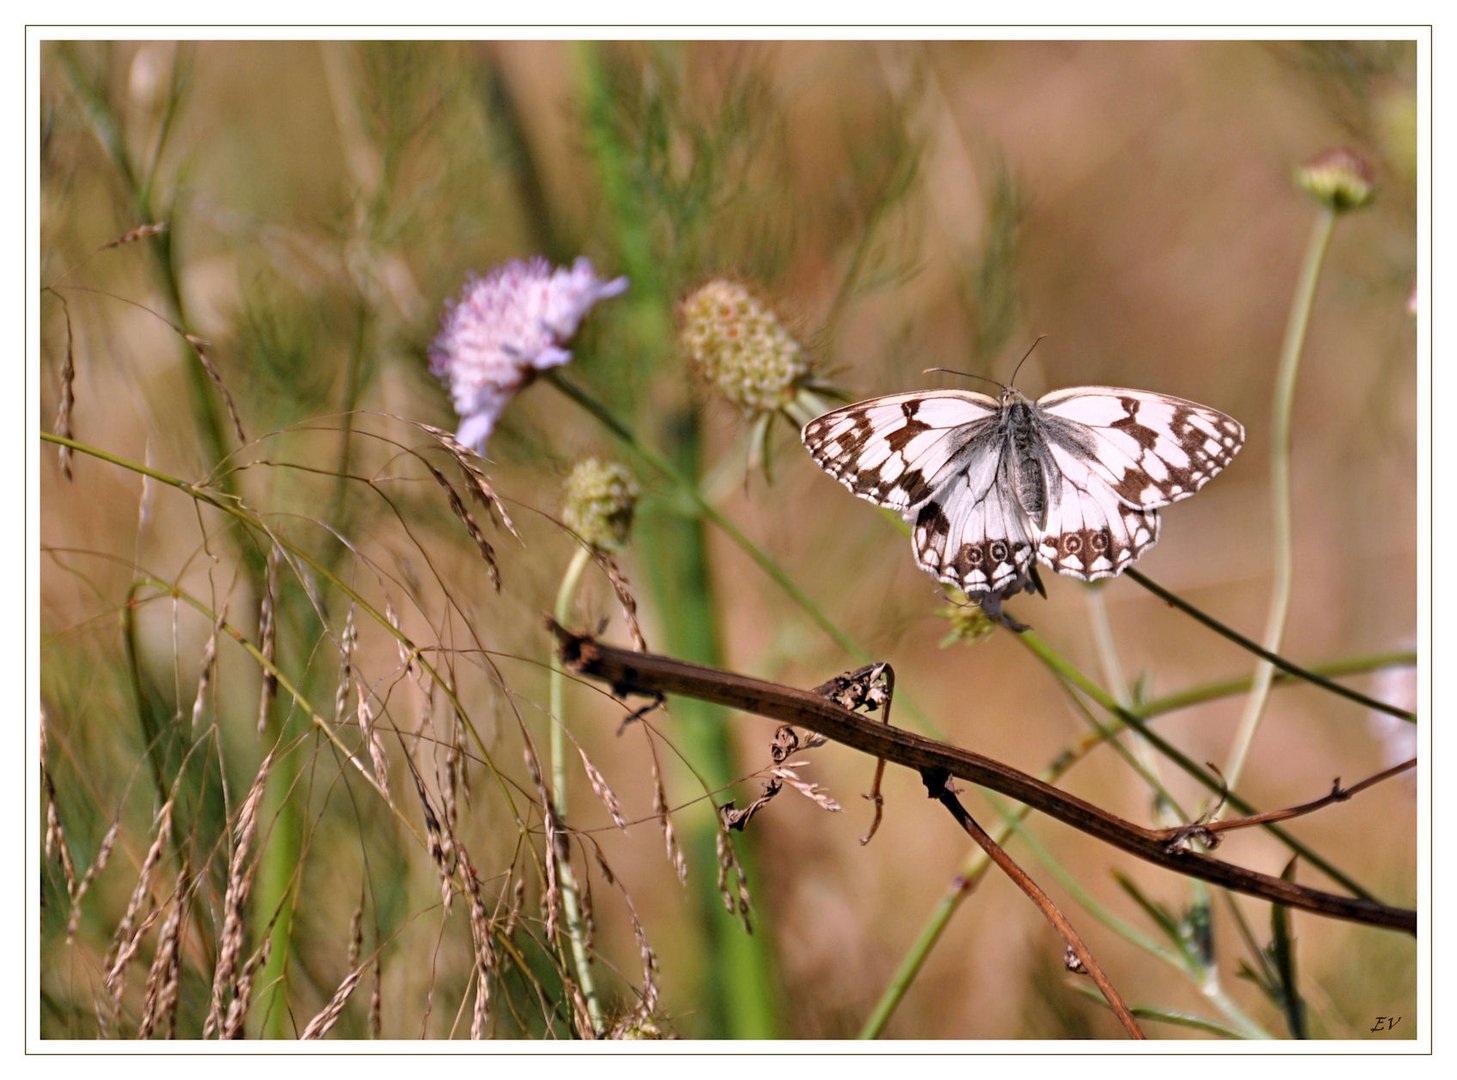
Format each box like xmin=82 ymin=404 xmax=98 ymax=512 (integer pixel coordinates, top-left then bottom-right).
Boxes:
xmin=1295 ymin=148 xmax=1377 ymax=213
xmin=679 ymin=280 xmax=809 ymax=414
xmin=429 ymin=257 xmax=628 ymax=452
xmin=562 ymin=458 xmax=639 ymax=552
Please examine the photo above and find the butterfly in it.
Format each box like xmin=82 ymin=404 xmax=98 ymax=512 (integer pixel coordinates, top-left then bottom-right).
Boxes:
xmin=801 ymin=384 xmax=1244 ymax=600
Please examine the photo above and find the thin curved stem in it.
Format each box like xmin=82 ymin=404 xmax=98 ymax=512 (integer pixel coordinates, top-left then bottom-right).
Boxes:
xmin=1224 ymin=205 xmax=1338 ymax=792
xmin=548 ymin=544 xmax=602 ymax=1035
xmin=1124 ymin=569 xmax=1412 ymax=721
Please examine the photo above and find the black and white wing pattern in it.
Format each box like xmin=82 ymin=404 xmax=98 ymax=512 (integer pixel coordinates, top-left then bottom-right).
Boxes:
xmin=800 ymin=389 xmax=1000 ymax=511
xmin=802 ymin=390 xmax=1036 ymax=594
xmin=1036 ymin=388 xmax=1245 ymax=510
xmin=801 ymin=383 xmax=1243 ymax=599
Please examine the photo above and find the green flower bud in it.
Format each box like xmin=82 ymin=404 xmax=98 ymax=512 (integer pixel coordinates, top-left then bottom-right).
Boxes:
xmin=680 ymin=280 xmax=809 ymax=414
xmin=562 ymin=458 xmax=638 ymax=552
xmin=1295 ymin=148 xmax=1377 ymax=212
xmin=937 ymin=600 xmax=996 ymax=646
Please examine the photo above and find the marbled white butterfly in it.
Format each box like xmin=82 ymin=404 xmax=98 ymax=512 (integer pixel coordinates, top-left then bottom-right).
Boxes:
xmin=801 ymin=383 xmax=1244 ymax=600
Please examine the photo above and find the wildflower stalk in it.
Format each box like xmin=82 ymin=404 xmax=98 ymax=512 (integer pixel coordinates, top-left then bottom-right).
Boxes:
xmin=548 ymin=544 xmax=603 ymax=1035
xmin=571 ymin=41 xmax=783 ymax=1037
xmin=1223 ymin=204 xmax=1338 ymax=792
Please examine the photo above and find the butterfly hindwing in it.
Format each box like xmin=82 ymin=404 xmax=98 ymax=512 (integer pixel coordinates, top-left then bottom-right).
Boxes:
xmin=801 ymin=390 xmax=1000 ymax=512
xmin=913 ymin=449 xmax=1035 ymax=595
xmin=1036 ymin=387 xmax=1244 ymax=509
xmin=1036 ymin=447 xmax=1161 ymax=581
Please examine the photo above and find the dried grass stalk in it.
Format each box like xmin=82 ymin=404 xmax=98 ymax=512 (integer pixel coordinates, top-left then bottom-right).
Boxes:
xmin=205 ymin=749 xmax=274 ymax=1038
xmin=596 ymin=553 xmax=648 ymax=652
xmin=715 ymin=829 xmax=753 ymax=933
xmin=105 ymin=799 xmax=175 ymax=1013
xmin=64 ymin=821 xmax=118 ymax=943
xmin=578 ymin=747 xmax=628 ymax=832
xmin=52 ymin=295 xmax=76 ymax=480
xmin=135 ymin=873 xmax=187 ymax=1039
xmin=256 ymin=545 xmax=281 ymax=732
xmin=182 ymin=332 xmax=248 ymax=445
xmin=301 ymin=967 xmax=364 ymax=1040
xmin=190 ymin=615 xmax=223 ymax=734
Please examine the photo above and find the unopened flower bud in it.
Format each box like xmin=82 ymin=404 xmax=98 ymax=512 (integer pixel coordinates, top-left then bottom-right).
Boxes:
xmin=562 ymin=458 xmax=638 ymax=552
xmin=1295 ymin=148 xmax=1377 ymax=212
xmin=680 ymin=280 xmax=809 ymax=414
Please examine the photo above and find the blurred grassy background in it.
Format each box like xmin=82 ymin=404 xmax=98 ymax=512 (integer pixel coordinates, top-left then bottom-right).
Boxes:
xmin=39 ymin=39 xmax=1417 ymax=1040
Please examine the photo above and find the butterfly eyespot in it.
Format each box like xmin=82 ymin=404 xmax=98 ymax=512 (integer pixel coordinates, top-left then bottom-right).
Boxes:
xmin=966 ymin=547 xmax=983 ymax=565
xmin=1089 ymin=532 xmax=1109 ymax=553
xmin=989 ymin=541 xmax=1009 ymax=562
xmin=1063 ymin=535 xmax=1082 ymax=554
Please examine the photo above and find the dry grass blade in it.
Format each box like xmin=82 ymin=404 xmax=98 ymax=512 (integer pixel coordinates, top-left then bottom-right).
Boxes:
xmin=334 ymin=607 xmax=357 ymax=722
xmin=135 ymin=873 xmax=188 ymax=1039
xmin=411 ymin=419 xmax=519 ymax=538
xmin=222 ymin=937 xmax=271 ymax=1040
xmin=205 ymin=749 xmax=274 ymax=1038
xmin=578 ymin=747 xmax=628 ymax=832
xmin=420 ymin=457 xmax=504 ymax=590
xmin=190 ymin=614 xmax=224 ymax=734
xmin=105 ymin=799 xmax=175 ymax=1009
xmin=410 ymin=769 xmax=456 ymax=912
xmin=182 ymin=332 xmax=248 ymax=445
xmin=770 ymin=763 xmax=843 ymax=812
xmin=42 ymin=762 xmax=76 ymax=894
xmin=369 ymin=958 xmax=382 ymax=1039
xmin=596 ymin=553 xmax=647 ymax=651
xmin=64 ymin=821 xmax=119 ymax=943
xmin=714 ymin=829 xmax=753 ymax=933
xmin=358 ymin=684 xmax=391 ymax=800
xmin=519 ymin=736 xmax=561 ymax=942
xmin=384 ymin=597 xmax=412 ymax=673
xmin=649 ymin=747 xmax=686 ymax=884
xmin=256 ymin=545 xmax=280 ymax=733
xmin=460 ymin=841 xmax=498 ymax=1040
xmin=301 ymin=967 xmax=364 ymax=1040
xmin=51 ymin=293 xmax=76 ymax=480
xmin=102 ymin=222 xmax=168 ymax=249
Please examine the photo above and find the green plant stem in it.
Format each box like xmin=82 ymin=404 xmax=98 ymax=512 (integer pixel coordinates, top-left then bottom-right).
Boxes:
xmin=569 ymin=40 xmax=781 ymax=1038
xmin=548 ymin=544 xmax=603 ymax=1035
xmin=1125 ymin=570 xmax=1413 ymax=721
xmin=1224 ymin=205 xmax=1338 ymax=791
xmin=1136 ymin=651 xmax=1415 ymax=719
xmin=1014 ymin=629 xmax=1372 ymax=899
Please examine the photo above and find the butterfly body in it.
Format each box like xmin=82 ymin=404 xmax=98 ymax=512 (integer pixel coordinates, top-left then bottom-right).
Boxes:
xmin=801 ymin=385 xmax=1244 ymax=599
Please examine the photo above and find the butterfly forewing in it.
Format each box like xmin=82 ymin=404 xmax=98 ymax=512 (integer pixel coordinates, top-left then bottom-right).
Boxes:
xmin=1036 ymin=387 xmax=1245 ymax=510
xmin=801 ymin=390 xmax=1000 ymax=512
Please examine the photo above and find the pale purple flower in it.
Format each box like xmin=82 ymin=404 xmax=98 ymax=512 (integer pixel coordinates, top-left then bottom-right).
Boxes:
xmin=429 ymin=257 xmax=628 ymax=451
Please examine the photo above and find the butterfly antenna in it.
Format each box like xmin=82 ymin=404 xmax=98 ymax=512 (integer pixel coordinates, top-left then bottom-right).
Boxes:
xmin=922 ymin=367 xmax=1006 ymax=393
xmin=1008 ymin=335 xmax=1047 ymax=389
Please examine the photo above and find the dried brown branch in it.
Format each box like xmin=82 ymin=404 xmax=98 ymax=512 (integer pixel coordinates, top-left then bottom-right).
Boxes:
xmin=923 ymin=769 xmax=1144 ymax=1039
xmin=1154 ymin=758 xmax=1418 ymax=846
xmin=551 ymin=622 xmax=1416 ymax=935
